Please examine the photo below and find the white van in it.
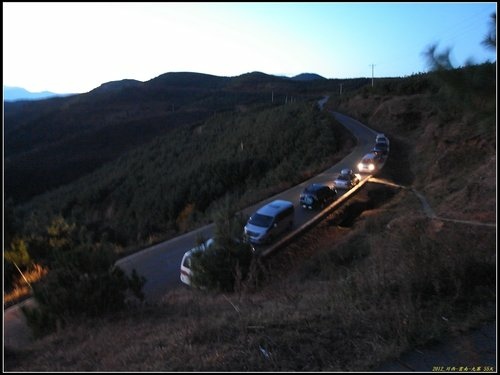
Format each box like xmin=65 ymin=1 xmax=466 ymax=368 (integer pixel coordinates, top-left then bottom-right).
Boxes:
xmin=244 ymin=200 xmax=294 ymax=245
xmin=180 ymin=238 xmax=214 ymax=286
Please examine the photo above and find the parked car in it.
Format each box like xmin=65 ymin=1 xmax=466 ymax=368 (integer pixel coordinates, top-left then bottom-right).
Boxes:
xmin=180 ymin=238 xmax=215 ymax=286
xmin=375 ymin=133 xmax=389 ymax=145
xmin=373 ymin=142 xmax=389 ymax=156
xmin=334 ymin=168 xmax=360 ymax=189
xmin=357 ymin=152 xmax=383 ymax=173
xmin=299 ymin=183 xmax=337 ymax=210
xmin=244 ymin=199 xmax=294 ymax=245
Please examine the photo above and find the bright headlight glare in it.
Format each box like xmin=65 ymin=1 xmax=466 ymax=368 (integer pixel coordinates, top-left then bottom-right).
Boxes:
xmin=369 ymin=164 xmax=375 ymax=171
xmin=357 ymin=163 xmax=363 ymax=170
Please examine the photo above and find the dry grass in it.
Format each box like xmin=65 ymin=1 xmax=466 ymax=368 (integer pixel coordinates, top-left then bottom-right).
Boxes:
xmin=4 ymin=264 xmax=48 ymax=307
xmin=5 ymin=184 xmax=495 ymax=371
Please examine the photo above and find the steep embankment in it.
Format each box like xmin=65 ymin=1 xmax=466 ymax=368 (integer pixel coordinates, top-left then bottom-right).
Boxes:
xmin=331 ymin=80 xmax=495 ymax=224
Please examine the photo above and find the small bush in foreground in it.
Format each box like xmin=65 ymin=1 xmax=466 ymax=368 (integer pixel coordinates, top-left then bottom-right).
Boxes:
xmin=22 ymin=241 xmax=145 ymax=338
xmin=190 ymin=203 xmax=256 ymax=292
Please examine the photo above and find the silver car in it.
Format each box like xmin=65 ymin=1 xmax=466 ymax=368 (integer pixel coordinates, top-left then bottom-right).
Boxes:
xmin=334 ymin=168 xmax=360 ymax=189
xmin=375 ymin=133 xmax=390 ymax=147
xmin=357 ymin=153 xmax=383 ymax=173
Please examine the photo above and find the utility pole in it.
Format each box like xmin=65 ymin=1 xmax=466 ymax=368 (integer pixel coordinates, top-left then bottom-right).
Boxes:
xmin=369 ymin=64 xmax=375 ymax=87
xmin=339 ymin=83 xmax=343 ymax=95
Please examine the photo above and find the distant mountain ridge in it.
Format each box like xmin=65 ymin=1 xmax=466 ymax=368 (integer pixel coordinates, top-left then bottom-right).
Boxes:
xmin=3 ymin=86 xmax=74 ymax=102
xmin=5 ymin=72 xmax=326 ymax=101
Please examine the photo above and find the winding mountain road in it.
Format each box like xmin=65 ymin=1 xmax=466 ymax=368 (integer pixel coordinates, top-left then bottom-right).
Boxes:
xmin=116 ymin=108 xmax=379 ymax=301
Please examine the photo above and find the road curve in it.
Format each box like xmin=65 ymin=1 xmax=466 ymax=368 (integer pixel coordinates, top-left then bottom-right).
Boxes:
xmin=116 ymin=109 xmax=379 ymax=301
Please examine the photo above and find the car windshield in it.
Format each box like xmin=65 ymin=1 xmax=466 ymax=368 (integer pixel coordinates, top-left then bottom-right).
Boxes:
xmin=248 ymin=213 xmax=273 ymax=228
xmin=182 ymin=255 xmax=192 ymax=268
xmin=336 ymin=175 xmax=350 ymax=181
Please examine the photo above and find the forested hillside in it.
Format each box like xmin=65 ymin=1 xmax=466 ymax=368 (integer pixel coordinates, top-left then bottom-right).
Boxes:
xmin=13 ymin=102 xmax=353 ymax=253
xmin=4 ymin=71 xmax=369 ymax=203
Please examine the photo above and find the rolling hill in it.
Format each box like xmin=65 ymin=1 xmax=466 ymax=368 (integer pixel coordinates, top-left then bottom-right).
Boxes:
xmin=4 ymin=72 xmax=368 ymax=204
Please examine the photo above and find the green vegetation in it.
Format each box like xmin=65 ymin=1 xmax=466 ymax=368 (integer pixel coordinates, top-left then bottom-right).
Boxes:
xmin=5 ymin=214 xmax=146 ymax=337
xmin=5 ymin=72 xmax=368 ymax=204
xmin=190 ymin=242 xmax=252 ymax=292
xmin=12 ymin=101 xmax=352 ymax=259
xmin=21 ymin=232 xmax=146 ymax=338
xmin=190 ymin=203 xmax=256 ymax=292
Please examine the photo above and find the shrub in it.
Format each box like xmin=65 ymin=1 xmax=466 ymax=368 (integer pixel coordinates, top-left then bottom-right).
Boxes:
xmin=190 ymin=240 xmax=254 ymax=292
xmin=22 ymin=241 xmax=145 ymax=338
xmin=189 ymin=203 xmax=255 ymax=292
xmin=4 ymin=237 xmax=32 ymax=291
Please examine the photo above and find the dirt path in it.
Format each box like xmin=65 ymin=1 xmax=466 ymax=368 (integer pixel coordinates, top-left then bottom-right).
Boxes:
xmin=368 ymin=177 xmax=496 ymax=228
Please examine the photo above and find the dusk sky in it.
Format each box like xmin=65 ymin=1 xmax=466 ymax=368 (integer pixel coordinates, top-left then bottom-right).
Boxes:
xmin=3 ymin=2 xmax=496 ymax=94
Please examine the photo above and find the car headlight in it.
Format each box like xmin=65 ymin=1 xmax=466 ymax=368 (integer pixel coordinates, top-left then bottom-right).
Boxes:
xmin=369 ymin=164 xmax=375 ymax=171
xmin=357 ymin=163 xmax=363 ymax=171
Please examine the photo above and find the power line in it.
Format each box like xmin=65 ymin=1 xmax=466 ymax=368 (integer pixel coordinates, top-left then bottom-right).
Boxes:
xmin=434 ymin=5 xmax=494 ymax=46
